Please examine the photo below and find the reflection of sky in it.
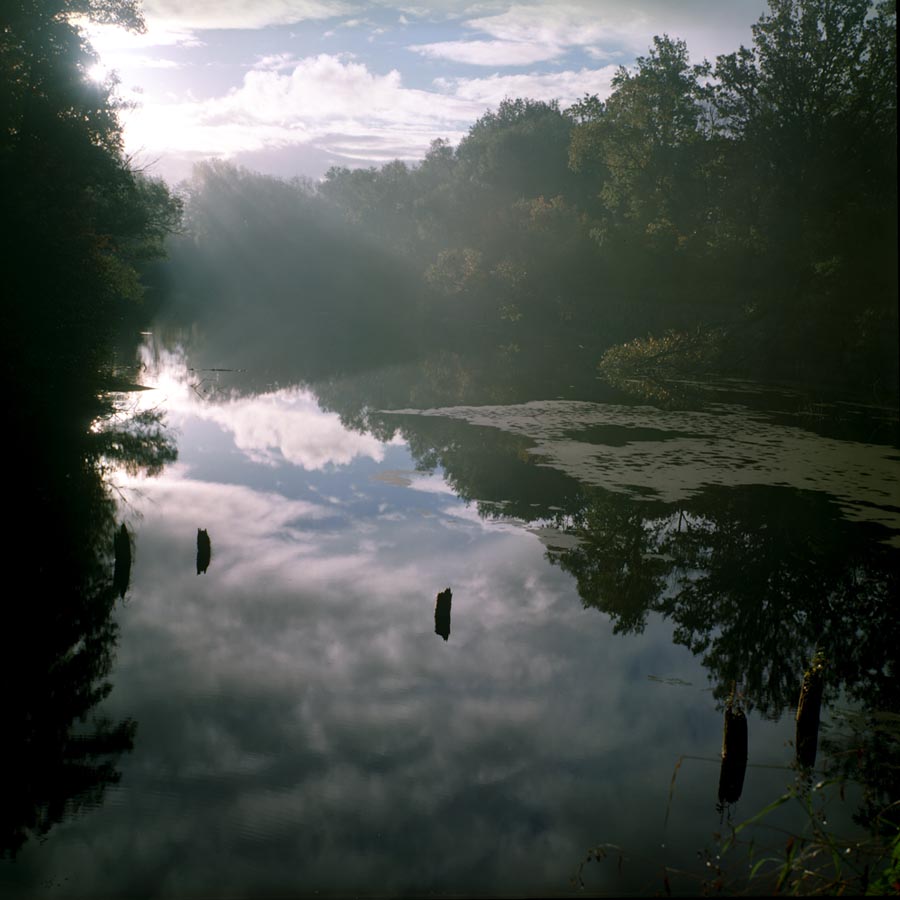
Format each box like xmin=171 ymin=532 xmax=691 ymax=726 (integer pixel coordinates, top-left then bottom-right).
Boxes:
xmin=128 ymin=344 xmax=402 ymax=472
xmin=2 ymin=355 xmax=869 ymax=897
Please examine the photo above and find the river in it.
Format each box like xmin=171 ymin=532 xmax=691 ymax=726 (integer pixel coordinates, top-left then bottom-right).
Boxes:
xmin=3 ymin=331 xmax=898 ymax=897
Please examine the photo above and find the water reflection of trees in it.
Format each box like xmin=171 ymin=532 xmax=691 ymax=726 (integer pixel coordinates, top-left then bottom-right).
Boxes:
xmin=357 ymin=405 xmax=898 ymax=825
xmin=549 ymin=484 xmax=899 ymax=717
xmin=550 ymin=484 xmax=899 ymax=830
xmin=3 ymin=388 xmax=177 ymax=858
xmin=360 ymin=402 xmax=898 ymax=722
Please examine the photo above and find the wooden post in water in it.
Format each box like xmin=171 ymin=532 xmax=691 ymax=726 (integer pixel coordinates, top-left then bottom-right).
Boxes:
xmin=196 ymin=528 xmax=212 ymax=574
xmin=113 ymin=523 xmax=132 ymax=599
xmin=718 ymin=689 xmax=748 ymax=808
xmin=796 ymin=654 xmax=825 ymax=769
xmin=434 ymin=588 xmax=452 ymax=641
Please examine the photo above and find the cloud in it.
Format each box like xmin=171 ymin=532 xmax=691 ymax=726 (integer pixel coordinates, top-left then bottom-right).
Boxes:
xmin=409 ymin=38 xmax=564 ymax=66
xmin=585 ymin=46 xmax=626 ymax=62
xmin=406 ymin=473 xmax=458 ymax=495
xmin=88 ymin=55 xmax=182 ymax=83
xmin=118 ymin=50 xmax=624 ymax=178
xmin=106 ymin=1 xmax=768 ymax=179
xmin=208 ymin=388 xmax=394 ymax=469
xmin=465 ymin=2 xmax=647 ymax=50
xmin=254 ymin=52 xmax=304 ymax=71
xmin=120 ymin=53 xmax=486 ymax=168
xmin=407 ymin=1 xmax=650 ymax=69
xmin=131 ymin=344 xmax=396 ymax=470
xmin=80 ymin=20 xmax=204 ymax=53
xmin=128 ymin=56 xmax=183 ymax=69
xmin=197 ymin=55 xmax=412 ymax=122
xmin=34 ymin=451 xmax=756 ymax=898
xmin=406 ymin=1 xmax=765 ymax=71
xmin=118 ymin=466 xmax=334 ymax=531
xmin=434 ymin=65 xmax=619 ymax=107
xmin=142 ymin=0 xmax=357 ymax=31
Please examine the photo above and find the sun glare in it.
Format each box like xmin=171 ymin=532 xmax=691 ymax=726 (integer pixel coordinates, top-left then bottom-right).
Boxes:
xmin=87 ymin=62 xmax=110 ymax=83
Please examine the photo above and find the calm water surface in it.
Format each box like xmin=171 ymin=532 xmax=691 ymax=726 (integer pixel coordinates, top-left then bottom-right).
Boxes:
xmin=4 ymin=336 xmax=899 ymax=897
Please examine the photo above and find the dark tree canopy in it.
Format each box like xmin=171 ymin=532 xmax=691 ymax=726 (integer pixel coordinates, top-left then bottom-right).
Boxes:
xmin=2 ymin=1 xmax=183 ymax=855
xmin=1 ymin=0 xmax=181 ymax=399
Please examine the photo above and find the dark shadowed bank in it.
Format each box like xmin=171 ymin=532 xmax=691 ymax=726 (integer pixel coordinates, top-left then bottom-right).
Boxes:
xmin=1 ymin=0 xmax=180 ymax=859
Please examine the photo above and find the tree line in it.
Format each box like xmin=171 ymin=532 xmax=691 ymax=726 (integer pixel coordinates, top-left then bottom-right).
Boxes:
xmin=161 ymin=0 xmax=896 ymax=396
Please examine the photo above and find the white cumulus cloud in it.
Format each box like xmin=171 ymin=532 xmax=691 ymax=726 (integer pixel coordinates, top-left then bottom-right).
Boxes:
xmin=142 ymin=0 xmax=357 ymax=31
xmin=409 ymin=38 xmax=564 ymax=66
xmin=434 ymin=65 xmax=618 ymax=107
xmin=121 ymin=53 xmax=487 ymax=168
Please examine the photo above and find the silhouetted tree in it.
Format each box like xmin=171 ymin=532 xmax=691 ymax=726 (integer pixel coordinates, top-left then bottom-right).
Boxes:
xmin=1 ymin=0 xmax=181 ymax=401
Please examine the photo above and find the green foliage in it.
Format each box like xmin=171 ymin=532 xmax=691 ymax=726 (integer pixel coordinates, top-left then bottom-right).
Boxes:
xmin=574 ymin=708 xmax=898 ymax=894
xmin=1 ymin=0 xmax=181 ymax=391
xmin=707 ymin=775 xmax=900 ymax=895
xmin=868 ymin=829 xmax=900 ymax=895
xmin=568 ymin=36 xmax=712 ymax=252
xmin=551 ymin=495 xmax=670 ymax=634
xmin=456 ymin=98 xmax=577 ymax=202
xmin=597 ymin=327 xmax=724 ymax=403
xmin=152 ymin=0 xmax=897 ymax=395
xmin=425 ymin=247 xmax=484 ymax=295
xmin=708 ymin=0 xmax=898 ymax=379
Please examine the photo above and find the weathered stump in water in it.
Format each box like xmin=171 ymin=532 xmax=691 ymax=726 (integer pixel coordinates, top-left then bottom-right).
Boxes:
xmin=113 ymin=523 xmax=132 ymax=599
xmin=434 ymin=588 xmax=452 ymax=641
xmin=196 ymin=528 xmax=211 ymax=574
xmin=718 ymin=704 xmax=748 ymax=806
xmin=796 ymin=655 xmax=825 ymax=769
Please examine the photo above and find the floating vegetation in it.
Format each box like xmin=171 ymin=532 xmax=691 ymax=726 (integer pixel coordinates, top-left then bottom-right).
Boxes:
xmin=385 ymin=398 xmax=900 ymax=541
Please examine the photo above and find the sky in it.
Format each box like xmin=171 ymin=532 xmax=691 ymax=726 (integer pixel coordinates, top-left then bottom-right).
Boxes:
xmin=82 ymin=0 xmax=770 ymax=184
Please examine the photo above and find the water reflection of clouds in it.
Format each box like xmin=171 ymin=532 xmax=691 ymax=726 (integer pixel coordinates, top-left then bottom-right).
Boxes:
xmin=84 ymin=439 xmax=754 ymax=894
xmin=13 ymin=449 xmax=812 ymax=897
xmin=10 ymin=361 xmax=844 ymax=896
xmin=98 ymin=505 xmax=729 ymax=895
xmin=134 ymin=345 xmax=400 ymax=471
